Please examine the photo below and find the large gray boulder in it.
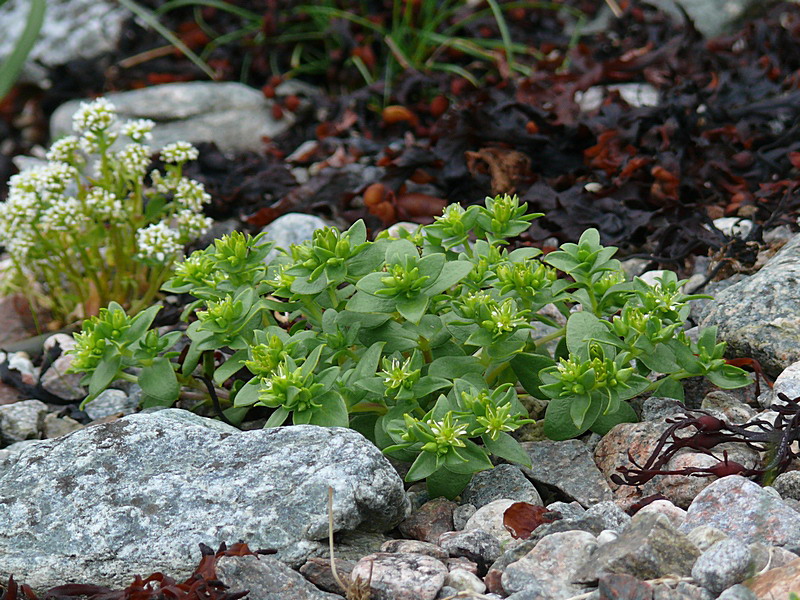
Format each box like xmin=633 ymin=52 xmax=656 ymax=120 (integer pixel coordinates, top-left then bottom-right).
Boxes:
xmin=51 ymin=82 xmax=297 ymax=153
xmin=0 ymin=0 xmax=128 ymax=81
xmin=0 ymin=409 xmax=409 ymax=592
xmin=701 ymin=233 xmax=800 ymax=377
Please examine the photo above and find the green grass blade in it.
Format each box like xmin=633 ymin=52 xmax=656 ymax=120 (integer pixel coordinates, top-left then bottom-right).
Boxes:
xmin=485 ymin=0 xmax=515 ymax=69
xmin=0 ymin=0 xmax=46 ymax=101
xmin=117 ymin=0 xmax=217 ymax=80
xmin=155 ymin=0 xmax=261 ymax=22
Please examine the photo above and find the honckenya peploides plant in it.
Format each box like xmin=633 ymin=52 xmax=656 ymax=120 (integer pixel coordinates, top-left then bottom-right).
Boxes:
xmin=68 ymin=193 xmax=752 ymax=498
xmin=0 ymin=97 xmax=212 ymax=325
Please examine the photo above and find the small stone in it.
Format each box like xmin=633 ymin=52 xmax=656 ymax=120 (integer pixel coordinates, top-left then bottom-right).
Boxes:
xmin=398 ymin=498 xmax=456 ymax=544
xmin=743 ymin=557 xmax=800 ymax=599
xmin=712 ymin=218 xmax=753 ymax=239
xmin=0 ymin=399 xmax=47 ymax=446
xmin=597 ymin=530 xmax=619 ymax=546
xmin=40 ymin=353 xmax=86 ymax=400
xmin=43 ymin=333 xmax=77 ymax=353
xmin=691 ymin=538 xmax=752 ymax=594
xmin=597 ymin=573 xmax=653 ymax=600
xmin=773 ymin=471 xmax=800 ymax=501
xmin=546 ymin=501 xmax=585 ymax=520
xmin=350 ymin=553 xmax=447 ymax=600
xmin=261 ymin=213 xmax=329 ymax=263
xmin=464 ymin=499 xmax=516 ymax=548
xmin=641 ymin=396 xmax=686 ymax=421
xmin=502 ymin=530 xmax=598 ymax=596
xmin=635 ymin=499 xmax=687 ymax=528
xmin=42 ymin=413 xmax=82 ymax=439
xmin=84 ymin=389 xmax=139 ymax=420
xmin=299 ymin=557 xmax=356 ymax=594
xmin=461 ymin=464 xmax=542 ymax=509
xmin=216 ymin=553 xmax=341 ymax=600
xmin=453 ymin=504 xmax=476 ymax=530
xmin=575 ymin=512 xmax=700 ymax=583
xmin=700 ymin=391 xmax=756 ymax=424
xmin=7 ymin=352 xmax=38 ymax=386
xmin=585 ymin=501 xmax=631 ymax=533
xmin=680 ymin=475 xmax=800 ymax=548
xmin=445 ymin=557 xmax=478 ymax=575
xmin=438 ymin=529 xmax=502 ymax=571
xmin=716 ymin=584 xmax=757 ymax=600
xmin=687 ymin=526 xmax=729 ymax=553
xmin=380 ymin=539 xmax=448 ymax=560
xmin=521 ymin=439 xmax=612 ymax=507
xmin=652 ymin=581 xmax=713 ymax=600
xmin=444 ymin=569 xmax=486 ymax=594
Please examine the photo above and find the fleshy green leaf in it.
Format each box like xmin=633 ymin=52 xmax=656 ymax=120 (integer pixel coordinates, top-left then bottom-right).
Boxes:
xmin=138 ymin=357 xmax=179 ymax=407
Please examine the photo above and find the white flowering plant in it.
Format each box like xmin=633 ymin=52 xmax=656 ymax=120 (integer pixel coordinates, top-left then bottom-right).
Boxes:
xmin=0 ymin=98 xmax=212 ymax=324
xmin=68 ymin=193 xmax=751 ymax=498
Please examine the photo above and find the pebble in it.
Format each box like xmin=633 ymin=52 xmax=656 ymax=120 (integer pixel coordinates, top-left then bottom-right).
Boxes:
xmin=350 ymin=553 xmax=447 ymax=600
xmin=84 ymin=389 xmax=139 ymax=420
xmin=261 ymin=212 xmax=329 ymax=263
xmin=691 ymin=538 xmax=752 ymax=594
xmin=460 ymin=464 xmax=542 ymax=509
xmin=438 ymin=529 xmax=502 ymax=571
xmin=380 ymin=539 xmax=448 ymax=560
xmin=0 ymin=399 xmax=47 ymax=445
xmin=452 ymin=503 xmax=476 ymax=530
xmin=39 ymin=354 xmax=85 ymax=400
xmin=463 ymin=499 xmax=517 ymax=548
xmin=398 ymin=498 xmax=457 ymax=544
xmin=634 ymin=499 xmax=687 ymax=528
xmin=443 ymin=568 xmax=486 ymax=594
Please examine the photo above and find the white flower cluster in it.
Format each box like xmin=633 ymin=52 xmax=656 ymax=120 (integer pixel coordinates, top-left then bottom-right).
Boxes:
xmin=116 ymin=143 xmax=152 ymax=180
xmin=160 ymin=141 xmax=199 ymax=164
xmin=174 ymin=177 xmax=211 ymax=212
xmin=175 ymin=209 xmax=213 ymax=241
xmin=46 ymin=136 xmax=82 ymax=164
xmin=40 ymin=196 xmax=87 ymax=231
xmin=136 ymin=221 xmax=183 ymax=263
xmin=120 ymin=119 xmax=155 ymax=143
xmin=72 ymin=98 xmax=116 ymax=133
xmin=84 ymin=188 xmax=125 ymax=221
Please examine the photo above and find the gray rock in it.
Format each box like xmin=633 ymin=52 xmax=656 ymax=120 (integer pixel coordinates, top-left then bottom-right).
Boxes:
xmin=39 ymin=354 xmax=86 ymax=400
xmin=461 ymin=464 xmax=542 ymax=509
xmin=380 ymin=539 xmax=448 ymax=560
xmin=0 ymin=0 xmax=128 ymax=81
xmin=453 ymin=504 xmax=477 ymax=530
xmin=0 ymin=409 xmax=409 ymax=592
xmin=438 ymin=528 xmax=502 ymax=568
xmin=575 ymin=84 xmax=660 ymax=112
xmin=520 ymin=440 xmax=612 ymax=507
xmin=350 ymin=552 xmax=447 ymax=600
xmin=645 ymin=0 xmax=762 ymax=38
xmin=679 ymin=475 xmax=800 ymax=549
xmin=321 ymin=530 xmax=390 ymax=561
xmin=502 ymin=530 xmax=598 ymax=596
xmin=585 ymin=501 xmax=631 ymax=534
xmin=773 ymin=471 xmax=800 ymax=501
xmin=262 ymin=212 xmax=330 ymax=263
xmin=716 ymin=584 xmax=758 ymax=600
xmin=443 ymin=569 xmax=486 ymax=594
xmin=84 ymin=388 xmax=139 ymax=420
xmin=687 ymin=526 xmax=729 ymax=553
xmin=761 ymin=360 xmax=800 ymax=409
xmin=692 ymin=538 xmax=752 ymax=594
xmin=653 ymin=582 xmax=714 ymax=600
xmin=700 ymin=391 xmax=756 ymax=424
xmin=216 ymin=554 xmax=341 ymax=600
xmin=0 ymin=399 xmax=47 ymax=446
xmin=546 ymin=501 xmax=586 ymax=520
xmin=7 ymin=352 xmax=38 ymax=386
xmin=634 ymin=499 xmax=687 ymax=529
xmin=464 ymin=499 xmax=517 ymax=548
xmin=52 ymin=82 xmax=295 ymax=153
xmin=701 ymin=233 xmax=800 ymax=377
xmin=575 ymin=513 xmax=700 ymax=583
xmin=42 ymin=413 xmax=82 ymax=439
xmin=641 ymin=396 xmax=686 ymax=421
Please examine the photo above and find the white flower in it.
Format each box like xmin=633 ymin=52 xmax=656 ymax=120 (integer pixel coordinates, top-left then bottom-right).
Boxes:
xmin=135 ymin=221 xmax=182 ymax=263
xmin=120 ymin=119 xmax=155 ymax=143
xmin=174 ymin=177 xmax=211 ymax=212
xmin=116 ymin=143 xmax=152 ymax=179
xmin=85 ymin=188 xmax=125 ymax=221
xmin=40 ymin=196 xmax=86 ymax=231
xmin=160 ymin=141 xmax=199 ymax=164
xmin=72 ymin=98 xmax=117 ymax=133
xmin=175 ymin=209 xmax=212 ymax=241
xmin=46 ymin=136 xmax=82 ymax=164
